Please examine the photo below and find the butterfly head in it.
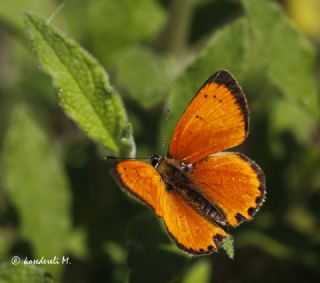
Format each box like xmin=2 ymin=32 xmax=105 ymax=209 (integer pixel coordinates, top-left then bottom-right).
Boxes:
xmin=151 ymin=154 xmax=163 ymax=168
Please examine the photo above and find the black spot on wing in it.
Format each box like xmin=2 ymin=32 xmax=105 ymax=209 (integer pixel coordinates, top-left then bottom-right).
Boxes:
xmin=195 ymin=114 xmax=204 ymax=121
xmin=247 ymin=207 xmax=256 ymax=217
xmin=235 ymin=213 xmax=247 ymax=225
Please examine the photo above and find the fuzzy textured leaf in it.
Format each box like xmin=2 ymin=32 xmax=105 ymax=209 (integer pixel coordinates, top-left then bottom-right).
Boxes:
xmin=221 ymin=234 xmax=234 ymax=259
xmin=25 ymin=13 xmax=135 ymax=156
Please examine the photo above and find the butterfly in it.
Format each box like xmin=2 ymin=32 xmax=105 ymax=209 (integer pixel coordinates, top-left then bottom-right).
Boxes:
xmin=112 ymin=70 xmax=266 ymax=255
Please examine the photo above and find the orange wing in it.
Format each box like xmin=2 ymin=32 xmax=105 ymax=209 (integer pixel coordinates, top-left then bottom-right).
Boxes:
xmin=162 ymin=190 xmax=227 ymax=255
xmin=169 ymin=70 xmax=248 ymax=164
xmin=113 ymin=160 xmax=227 ymax=254
xmin=190 ymin=152 xmax=266 ymax=227
xmin=112 ymin=161 xmax=165 ymax=216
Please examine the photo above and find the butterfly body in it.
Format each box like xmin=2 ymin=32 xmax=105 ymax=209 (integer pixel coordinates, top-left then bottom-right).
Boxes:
xmin=112 ymin=70 xmax=266 ymax=255
xmin=153 ymin=155 xmax=191 ymax=191
xmin=152 ymin=154 xmax=227 ymax=226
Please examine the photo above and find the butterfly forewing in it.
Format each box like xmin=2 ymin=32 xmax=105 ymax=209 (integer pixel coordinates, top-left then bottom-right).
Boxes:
xmin=168 ymin=70 xmax=249 ymax=164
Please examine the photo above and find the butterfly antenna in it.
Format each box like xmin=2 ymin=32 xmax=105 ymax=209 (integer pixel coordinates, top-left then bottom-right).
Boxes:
xmin=46 ymin=0 xmax=68 ymax=24
xmin=161 ymin=103 xmax=171 ymax=156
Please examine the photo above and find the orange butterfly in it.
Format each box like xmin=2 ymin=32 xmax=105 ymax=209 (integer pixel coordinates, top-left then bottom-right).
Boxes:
xmin=112 ymin=70 xmax=266 ymax=255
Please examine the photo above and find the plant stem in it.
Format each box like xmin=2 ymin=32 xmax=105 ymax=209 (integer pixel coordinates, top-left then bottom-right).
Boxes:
xmin=155 ymin=0 xmax=194 ymax=55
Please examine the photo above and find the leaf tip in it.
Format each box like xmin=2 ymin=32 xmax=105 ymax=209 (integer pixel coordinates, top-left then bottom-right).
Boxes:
xmin=221 ymin=234 xmax=235 ymax=259
xmin=120 ymin=123 xmax=136 ymax=158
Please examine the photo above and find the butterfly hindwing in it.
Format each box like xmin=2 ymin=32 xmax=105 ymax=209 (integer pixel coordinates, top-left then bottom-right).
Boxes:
xmin=113 ymin=160 xmax=228 ymax=254
xmin=162 ymin=190 xmax=227 ymax=255
xmin=169 ymin=70 xmax=249 ymax=163
xmin=190 ymin=152 xmax=266 ymax=227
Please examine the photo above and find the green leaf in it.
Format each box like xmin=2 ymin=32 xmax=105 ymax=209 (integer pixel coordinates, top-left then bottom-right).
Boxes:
xmin=181 ymin=260 xmax=211 ymax=283
xmin=24 ymin=13 xmax=135 ymax=157
xmin=221 ymin=234 xmax=234 ymax=259
xmin=0 ymin=264 xmax=56 ymax=283
xmin=237 ymin=230 xmax=320 ymax=267
xmin=103 ymin=241 xmax=129 ymax=283
xmin=238 ymin=230 xmax=296 ymax=259
xmin=270 ymin=96 xmax=316 ymax=150
xmin=86 ymin=0 xmax=166 ymax=65
xmin=114 ymin=47 xmax=170 ymax=109
xmin=0 ymin=0 xmax=54 ymax=32
xmin=64 ymin=228 xmax=88 ymax=260
xmin=242 ymin=0 xmax=319 ymax=115
xmin=3 ymin=104 xmax=71 ymax=275
xmin=161 ymin=19 xmax=247 ymax=150
xmin=103 ymin=241 xmax=126 ymax=265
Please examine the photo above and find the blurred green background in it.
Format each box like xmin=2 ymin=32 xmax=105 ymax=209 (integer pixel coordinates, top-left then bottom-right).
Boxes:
xmin=0 ymin=0 xmax=320 ymax=282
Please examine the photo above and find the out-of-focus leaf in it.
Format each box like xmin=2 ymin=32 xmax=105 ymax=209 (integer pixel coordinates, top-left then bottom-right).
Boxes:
xmin=103 ymin=241 xmax=126 ymax=265
xmin=87 ymin=0 xmax=166 ymax=65
xmin=242 ymin=0 xmax=319 ymax=115
xmin=286 ymin=206 xmax=317 ymax=236
xmin=127 ymin=214 xmax=187 ymax=283
xmin=161 ymin=19 xmax=247 ymax=149
xmin=64 ymin=228 xmax=88 ymax=260
xmin=238 ymin=230 xmax=319 ymax=267
xmin=270 ymin=96 xmax=316 ymax=153
xmin=0 ymin=264 xmax=56 ymax=283
xmin=103 ymin=241 xmax=129 ymax=283
xmin=0 ymin=0 xmax=54 ymax=31
xmin=3 ymin=104 xmax=71 ymax=275
xmin=238 ymin=230 xmax=295 ymax=259
xmin=115 ymin=47 xmax=170 ymax=109
xmin=181 ymin=260 xmax=211 ymax=283
xmin=24 ymin=13 xmax=135 ymax=157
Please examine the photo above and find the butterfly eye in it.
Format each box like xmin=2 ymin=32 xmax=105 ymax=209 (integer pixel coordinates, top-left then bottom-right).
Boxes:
xmin=181 ymin=163 xmax=193 ymax=173
xmin=151 ymin=154 xmax=161 ymax=167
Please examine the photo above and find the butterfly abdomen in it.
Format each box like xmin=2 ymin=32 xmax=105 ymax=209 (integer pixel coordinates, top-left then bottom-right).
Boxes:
xmin=157 ymin=157 xmax=227 ymax=225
